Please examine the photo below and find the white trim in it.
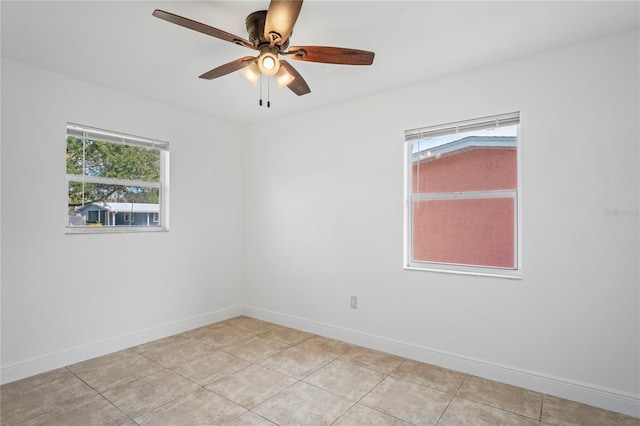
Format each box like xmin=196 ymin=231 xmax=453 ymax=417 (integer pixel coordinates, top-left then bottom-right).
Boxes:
xmin=413 ymin=189 xmax=517 ymax=201
xmin=67 ymin=123 xmax=169 ymax=151
xmin=66 ymin=174 xmax=161 ymax=189
xmin=405 ymin=111 xmax=520 ymax=141
xmin=0 ymin=305 xmax=243 ymax=385
xmin=404 ymin=264 xmax=522 ymax=279
xmin=242 ymin=305 xmax=640 ymax=418
xmin=515 ymin=122 xmax=523 ymax=274
xmin=160 ymin=150 xmax=170 ymax=230
xmin=65 ymin=225 xmax=168 ymax=234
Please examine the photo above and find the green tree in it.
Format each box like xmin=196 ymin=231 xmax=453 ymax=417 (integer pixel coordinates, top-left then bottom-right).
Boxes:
xmin=67 ymin=137 xmax=161 ymax=208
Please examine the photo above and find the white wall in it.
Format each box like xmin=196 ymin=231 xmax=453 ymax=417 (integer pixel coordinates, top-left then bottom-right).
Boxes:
xmin=243 ymin=30 xmax=640 ymax=416
xmin=1 ymin=28 xmax=638 ymax=417
xmin=1 ymin=59 xmax=245 ymax=382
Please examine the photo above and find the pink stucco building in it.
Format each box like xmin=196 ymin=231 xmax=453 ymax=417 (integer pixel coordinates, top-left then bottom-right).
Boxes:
xmin=412 ymin=136 xmax=517 ymax=268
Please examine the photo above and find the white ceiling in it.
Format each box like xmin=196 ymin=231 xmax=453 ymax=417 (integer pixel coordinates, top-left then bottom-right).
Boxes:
xmin=2 ymin=1 xmax=638 ymax=125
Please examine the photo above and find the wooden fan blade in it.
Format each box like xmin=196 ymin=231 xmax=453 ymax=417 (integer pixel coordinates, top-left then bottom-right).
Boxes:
xmin=153 ymin=9 xmax=255 ymax=50
xmin=287 ymin=46 xmax=375 ymax=65
xmin=199 ymin=56 xmax=256 ymax=80
xmin=280 ymin=60 xmax=310 ymax=96
xmin=264 ymin=0 xmax=303 ymax=46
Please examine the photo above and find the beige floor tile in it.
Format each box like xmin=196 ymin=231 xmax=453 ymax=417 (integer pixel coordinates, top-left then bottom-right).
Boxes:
xmin=259 ymin=345 xmax=333 ymax=379
xmin=258 ymin=324 xmax=316 ymax=345
xmin=222 ymin=334 xmax=290 ymax=363
xmin=333 ymin=403 xmax=413 ymax=425
xmin=541 ymin=394 xmax=640 ymax=426
xmin=67 ymin=349 xmax=163 ymax=393
xmin=6 ymin=320 xmax=636 ymax=426
xmin=0 ymin=368 xmax=69 ymax=401
xmin=102 ymin=369 xmax=200 ymax=419
xmin=340 ymin=346 xmax=405 ymax=374
xmin=294 ymin=336 xmax=354 ymax=358
xmin=392 ymin=359 xmax=466 ymax=394
xmin=360 ymin=376 xmax=452 ymax=425
xmin=303 ymin=359 xmax=385 ymax=401
xmin=139 ymin=337 xmax=212 ymax=367
xmin=439 ymin=396 xmax=540 ymax=426
xmin=20 ymin=393 xmax=129 ymax=426
xmin=0 ymin=370 xmax=97 ymax=424
xmin=172 ymin=350 xmax=251 ymax=386
xmin=222 ymin=316 xmax=278 ymax=334
xmin=182 ymin=324 xmax=255 ymax=348
xmin=179 ymin=322 xmax=226 ymax=338
xmin=253 ymin=381 xmax=354 ymax=425
xmin=130 ymin=333 xmax=190 ymax=357
xmin=134 ymin=387 xmax=246 ymax=425
xmin=457 ymin=375 xmax=542 ymax=420
xmin=207 ymin=364 xmax=297 ymax=409
xmin=226 ymin=411 xmax=277 ymax=425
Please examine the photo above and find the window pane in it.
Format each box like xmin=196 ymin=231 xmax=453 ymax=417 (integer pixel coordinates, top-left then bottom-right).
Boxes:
xmin=66 ymin=124 xmax=169 ymax=233
xmin=68 ymin=182 xmax=160 ymax=227
xmin=66 ymin=137 xmax=160 ymax=182
xmin=412 ymin=197 xmax=515 ymax=268
xmin=411 ymin=125 xmax=518 ymax=194
xmin=406 ymin=116 xmax=519 ymax=273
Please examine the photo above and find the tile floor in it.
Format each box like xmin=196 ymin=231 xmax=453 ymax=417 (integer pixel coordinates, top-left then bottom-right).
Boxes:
xmin=1 ymin=316 xmax=638 ymax=425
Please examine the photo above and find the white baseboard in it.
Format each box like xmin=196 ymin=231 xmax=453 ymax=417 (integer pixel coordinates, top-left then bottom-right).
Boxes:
xmin=0 ymin=305 xmax=243 ymax=385
xmin=243 ymin=305 xmax=640 ymax=419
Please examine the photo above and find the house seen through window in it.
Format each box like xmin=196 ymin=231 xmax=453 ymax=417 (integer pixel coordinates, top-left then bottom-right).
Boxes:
xmin=404 ymin=112 xmax=521 ymax=277
xmin=66 ymin=123 xmax=169 ymax=232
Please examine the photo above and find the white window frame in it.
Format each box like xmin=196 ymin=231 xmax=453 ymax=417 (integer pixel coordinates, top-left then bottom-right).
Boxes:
xmin=65 ymin=123 xmax=170 ymax=234
xmin=403 ymin=112 xmax=522 ymax=279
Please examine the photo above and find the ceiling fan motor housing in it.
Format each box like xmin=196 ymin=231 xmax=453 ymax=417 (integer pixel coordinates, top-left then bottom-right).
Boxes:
xmin=246 ymin=10 xmax=289 ymax=50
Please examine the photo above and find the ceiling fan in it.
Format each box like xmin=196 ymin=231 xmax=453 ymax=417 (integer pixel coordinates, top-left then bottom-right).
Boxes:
xmin=152 ymin=0 xmax=375 ymax=97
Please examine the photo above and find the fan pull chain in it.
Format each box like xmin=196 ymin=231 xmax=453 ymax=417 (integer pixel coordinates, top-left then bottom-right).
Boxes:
xmin=257 ymin=75 xmax=272 ymax=108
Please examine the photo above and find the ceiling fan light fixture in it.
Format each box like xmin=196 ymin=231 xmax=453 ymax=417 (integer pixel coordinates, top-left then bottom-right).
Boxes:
xmin=153 ymin=2 xmax=375 ymax=99
xmin=258 ymin=51 xmax=280 ymax=76
xmin=241 ymin=61 xmax=261 ymax=85
xmin=275 ymin=66 xmax=295 ymax=88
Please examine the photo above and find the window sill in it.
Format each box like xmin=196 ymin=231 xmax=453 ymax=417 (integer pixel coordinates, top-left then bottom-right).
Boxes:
xmin=65 ymin=226 xmax=168 ymax=234
xmin=404 ymin=263 xmax=522 ymax=280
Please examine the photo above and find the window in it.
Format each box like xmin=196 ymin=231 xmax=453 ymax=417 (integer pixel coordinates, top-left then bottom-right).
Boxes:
xmin=404 ymin=112 xmax=521 ymax=278
xmin=66 ymin=123 xmax=169 ymax=233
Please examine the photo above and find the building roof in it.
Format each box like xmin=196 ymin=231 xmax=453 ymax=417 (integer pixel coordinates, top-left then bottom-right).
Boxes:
xmin=76 ymin=202 xmax=159 ymax=214
xmin=412 ymin=136 xmax=516 ymax=163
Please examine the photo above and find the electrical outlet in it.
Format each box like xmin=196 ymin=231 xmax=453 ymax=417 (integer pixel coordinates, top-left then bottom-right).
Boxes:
xmin=350 ymin=295 xmax=358 ymax=309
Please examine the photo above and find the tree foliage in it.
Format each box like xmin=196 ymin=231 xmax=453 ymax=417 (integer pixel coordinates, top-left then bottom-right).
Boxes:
xmin=67 ymin=137 xmax=161 ymax=208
